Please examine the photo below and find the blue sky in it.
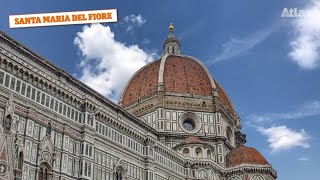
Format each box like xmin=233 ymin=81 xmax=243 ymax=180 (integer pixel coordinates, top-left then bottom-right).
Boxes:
xmin=1 ymin=0 xmax=320 ymax=179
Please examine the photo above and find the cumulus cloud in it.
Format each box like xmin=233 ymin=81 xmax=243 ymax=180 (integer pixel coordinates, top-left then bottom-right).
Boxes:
xmin=123 ymin=14 xmax=146 ymax=32
xmin=74 ymin=24 xmax=156 ymax=102
xmin=258 ymin=126 xmax=310 ymax=152
xmin=247 ymin=101 xmax=316 ymax=152
xmin=209 ymin=27 xmax=274 ymax=64
xmin=289 ymin=0 xmax=320 ymax=69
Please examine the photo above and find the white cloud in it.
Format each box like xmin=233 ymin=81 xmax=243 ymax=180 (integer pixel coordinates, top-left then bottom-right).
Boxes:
xmin=247 ymin=100 xmax=320 ymax=124
xmin=74 ymin=24 xmax=157 ymax=102
xmin=123 ymin=14 xmax=146 ymax=32
xmin=289 ymin=1 xmax=320 ymax=69
xmin=298 ymin=157 xmax=309 ymax=161
xmin=258 ymin=126 xmax=310 ymax=152
xmin=209 ymin=27 xmax=274 ymax=64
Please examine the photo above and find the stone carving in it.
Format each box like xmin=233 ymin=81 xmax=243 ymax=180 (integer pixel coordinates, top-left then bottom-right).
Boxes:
xmin=2 ymin=116 xmax=12 ymax=131
xmin=3 ymin=94 xmax=15 ymax=131
xmin=5 ymin=94 xmax=14 ymax=118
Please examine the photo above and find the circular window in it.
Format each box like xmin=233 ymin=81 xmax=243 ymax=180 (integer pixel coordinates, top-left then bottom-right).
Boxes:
xmin=182 ymin=148 xmax=190 ymax=155
xmin=183 ymin=118 xmax=195 ymax=131
xmin=179 ymin=112 xmax=202 ymax=133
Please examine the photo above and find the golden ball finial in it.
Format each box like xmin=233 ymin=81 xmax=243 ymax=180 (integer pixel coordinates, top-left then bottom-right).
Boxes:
xmin=169 ymin=24 xmax=174 ymax=32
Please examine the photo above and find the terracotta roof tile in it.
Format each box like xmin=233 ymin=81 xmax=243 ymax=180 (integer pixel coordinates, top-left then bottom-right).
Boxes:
xmin=226 ymin=145 xmax=269 ymax=168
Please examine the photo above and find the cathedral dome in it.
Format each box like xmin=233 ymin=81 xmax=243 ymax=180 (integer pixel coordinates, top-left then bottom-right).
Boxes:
xmin=120 ymin=54 xmax=236 ymax=114
xmin=226 ymin=145 xmax=269 ymax=168
xmin=119 ymin=25 xmax=237 ymax=120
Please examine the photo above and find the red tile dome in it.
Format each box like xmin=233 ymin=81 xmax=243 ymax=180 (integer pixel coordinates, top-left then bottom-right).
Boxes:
xmin=120 ymin=54 xmax=236 ymax=115
xmin=226 ymin=145 xmax=269 ymax=168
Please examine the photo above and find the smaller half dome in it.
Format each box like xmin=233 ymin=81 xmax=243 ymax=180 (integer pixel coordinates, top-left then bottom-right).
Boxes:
xmin=226 ymin=145 xmax=269 ymax=168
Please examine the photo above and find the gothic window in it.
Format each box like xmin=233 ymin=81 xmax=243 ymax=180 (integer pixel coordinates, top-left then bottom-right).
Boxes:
xmin=38 ymin=164 xmax=50 ymax=180
xmin=39 ymin=167 xmax=43 ymax=180
xmin=114 ymin=167 xmax=124 ymax=180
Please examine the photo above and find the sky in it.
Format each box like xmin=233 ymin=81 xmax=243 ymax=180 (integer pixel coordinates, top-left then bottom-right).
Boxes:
xmin=1 ymin=0 xmax=320 ymax=179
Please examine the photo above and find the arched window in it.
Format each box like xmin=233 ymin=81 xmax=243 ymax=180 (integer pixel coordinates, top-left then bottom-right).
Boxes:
xmin=46 ymin=122 xmax=51 ymax=135
xmin=116 ymin=171 xmax=122 ymax=180
xmin=39 ymin=167 xmax=43 ymax=180
xmin=207 ymin=150 xmax=211 ymax=159
xmin=44 ymin=169 xmax=48 ymax=180
xmin=18 ymin=152 xmax=23 ymax=170
xmin=195 ymin=147 xmax=202 ymax=158
xmin=114 ymin=167 xmax=124 ymax=180
xmin=38 ymin=165 xmax=50 ymax=180
xmin=183 ymin=148 xmax=190 ymax=155
xmin=172 ymin=46 xmax=175 ymax=54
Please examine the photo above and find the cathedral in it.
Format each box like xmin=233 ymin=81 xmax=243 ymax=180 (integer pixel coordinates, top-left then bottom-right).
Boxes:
xmin=0 ymin=25 xmax=277 ymax=180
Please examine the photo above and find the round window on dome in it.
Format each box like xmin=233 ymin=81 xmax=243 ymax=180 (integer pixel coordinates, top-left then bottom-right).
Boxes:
xmin=179 ymin=112 xmax=202 ymax=134
xmin=183 ymin=118 xmax=195 ymax=131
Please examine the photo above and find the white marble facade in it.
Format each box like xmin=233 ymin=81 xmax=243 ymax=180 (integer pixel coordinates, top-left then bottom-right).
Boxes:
xmin=0 ymin=30 xmax=276 ymax=180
